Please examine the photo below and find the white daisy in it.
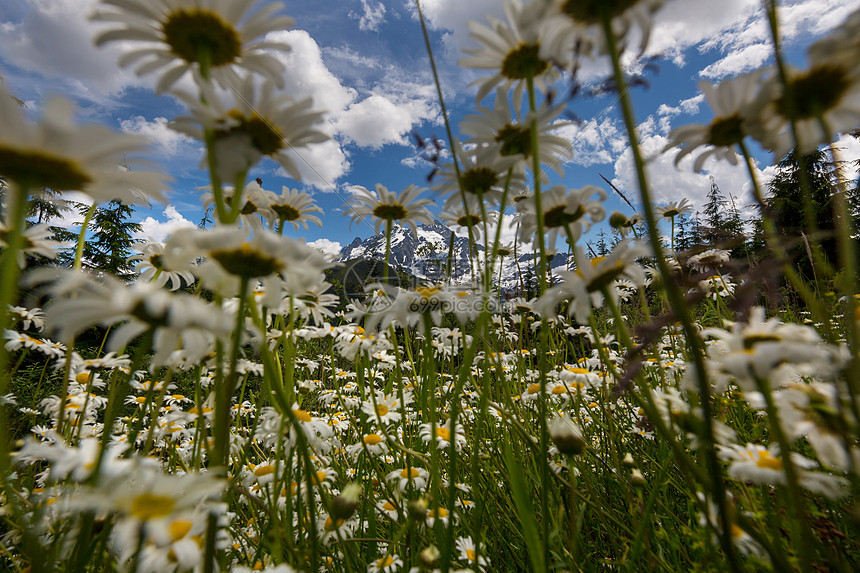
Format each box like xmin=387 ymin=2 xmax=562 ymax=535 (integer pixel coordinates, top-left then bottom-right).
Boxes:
xmin=172 ymin=78 xmax=328 ymax=183
xmin=128 ymin=241 xmax=195 ymax=291
xmin=264 ymin=186 xmax=324 ymax=232
xmin=37 ymin=270 xmax=232 ymax=367
xmin=539 ymin=0 xmax=666 ymax=64
xmin=664 ymin=71 xmax=766 ymax=172
xmin=92 ymin=0 xmax=294 ymax=92
xmin=0 ymin=89 xmax=167 ymax=204
xmin=346 ymin=183 xmax=434 ymax=237
xmin=460 ymin=88 xmax=571 ymax=175
xmin=517 ymin=184 xmax=607 ymax=250
xmin=459 ymin=0 xmax=561 ymax=106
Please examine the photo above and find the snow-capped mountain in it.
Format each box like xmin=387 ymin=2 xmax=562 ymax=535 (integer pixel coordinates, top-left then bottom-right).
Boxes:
xmin=337 ymin=221 xmax=571 ymax=290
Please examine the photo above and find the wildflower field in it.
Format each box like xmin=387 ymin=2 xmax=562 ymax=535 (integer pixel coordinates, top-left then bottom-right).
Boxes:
xmin=2 ymin=1 xmax=860 ymax=572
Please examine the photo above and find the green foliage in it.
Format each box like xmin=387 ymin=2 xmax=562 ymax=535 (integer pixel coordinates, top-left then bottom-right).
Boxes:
xmin=80 ymin=200 xmax=143 ymax=279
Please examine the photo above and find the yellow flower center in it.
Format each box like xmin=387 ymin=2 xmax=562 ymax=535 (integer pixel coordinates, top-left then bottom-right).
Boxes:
xmin=372 ymin=203 xmax=408 ymax=220
xmin=253 ymin=464 xmax=275 ymax=477
xmin=400 ymin=468 xmax=420 ymax=479
xmin=527 ymin=383 xmax=542 ymax=394
xmin=566 ymin=367 xmax=590 ymax=374
xmin=755 ymin=451 xmax=783 ymax=471
xmin=294 ymin=409 xmax=312 ymax=422
xmin=435 ymin=427 xmax=451 ymax=441
xmin=130 ymin=493 xmax=176 ymax=520
xmin=376 ymin=556 xmax=395 ymax=567
xmin=0 ymin=146 xmax=91 ymax=191
xmin=363 ymin=433 xmax=383 ymax=446
xmin=376 ymin=404 xmax=389 ymax=416
xmin=415 ymin=286 xmax=440 ymax=299
xmin=169 ymin=519 xmax=193 ymax=541
xmin=161 ymin=9 xmax=241 ymax=68
xmin=210 ymin=242 xmax=283 ymax=278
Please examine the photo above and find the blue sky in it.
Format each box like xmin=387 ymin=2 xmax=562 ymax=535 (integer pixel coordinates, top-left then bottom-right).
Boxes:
xmin=2 ymin=0 xmax=859 ymax=256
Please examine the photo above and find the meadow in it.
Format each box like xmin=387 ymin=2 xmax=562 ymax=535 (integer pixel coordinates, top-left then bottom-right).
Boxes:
xmin=1 ymin=1 xmax=859 ymax=571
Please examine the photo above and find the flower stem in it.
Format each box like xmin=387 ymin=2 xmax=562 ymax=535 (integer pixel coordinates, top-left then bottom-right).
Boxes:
xmin=73 ymin=203 xmax=97 ymax=271
xmin=599 ymin=9 xmax=739 ymax=570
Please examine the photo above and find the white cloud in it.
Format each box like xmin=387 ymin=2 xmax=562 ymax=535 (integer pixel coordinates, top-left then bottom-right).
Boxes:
xmin=406 ymin=0 xmax=505 ymax=50
xmin=265 ymin=28 xmax=439 ymax=183
xmin=276 ymin=139 xmax=352 ymax=192
xmin=268 ymin=29 xmax=358 ymax=117
xmin=308 ymin=238 xmax=342 ymax=257
xmin=834 ymin=133 xmax=860 ymax=182
xmin=699 ymin=43 xmax=771 ymax=80
xmin=610 ymin=127 xmax=774 ymax=219
xmin=690 ymin=0 xmax=859 ymax=78
xmin=0 ymin=0 xmax=143 ymax=103
xmin=657 ymin=94 xmax=705 ymax=118
xmin=119 ymin=116 xmax=198 ymax=157
xmin=336 ymin=89 xmax=437 ymax=148
xmin=554 ymin=116 xmax=626 ymax=167
xmin=351 ymin=0 xmax=387 ymax=32
xmin=136 ymin=206 xmax=196 ymax=243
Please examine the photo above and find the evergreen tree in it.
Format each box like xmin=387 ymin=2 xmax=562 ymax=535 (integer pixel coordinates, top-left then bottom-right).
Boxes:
xmin=80 ymin=200 xmax=143 ymax=279
xmin=701 ymin=176 xmax=727 ymax=246
xmin=757 ymin=150 xmax=845 ymax=275
xmin=27 ymin=187 xmax=72 ymax=226
xmin=595 ymin=229 xmax=608 ymax=256
xmin=674 ymin=212 xmax=693 ymax=252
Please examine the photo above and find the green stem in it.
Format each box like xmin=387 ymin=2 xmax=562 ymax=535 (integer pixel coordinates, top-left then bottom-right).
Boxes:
xmin=383 ymin=218 xmax=392 ymax=286
xmin=214 ymin=277 xmax=249 ymax=468
xmin=73 ymin=203 xmax=97 ymax=271
xmin=598 ymin=9 xmax=739 ymax=571
xmin=527 ymin=76 xmax=547 ymax=295
xmin=756 ymin=373 xmax=816 ymax=572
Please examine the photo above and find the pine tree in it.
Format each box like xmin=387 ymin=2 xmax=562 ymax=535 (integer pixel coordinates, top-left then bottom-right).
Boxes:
xmin=81 ymin=200 xmax=143 ymax=279
xmin=595 ymin=229 xmax=608 ymax=256
xmin=758 ymin=150 xmax=843 ymax=275
xmin=27 ymin=187 xmax=72 ymax=225
xmin=701 ymin=176 xmax=727 ymax=246
xmin=674 ymin=212 xmax=692 ymax=252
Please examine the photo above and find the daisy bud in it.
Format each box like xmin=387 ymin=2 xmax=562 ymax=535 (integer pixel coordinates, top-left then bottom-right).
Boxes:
xmin=630 ymin=469 xmax=647 ymax=488
xmin=331 ymin=483 xmax=362 ymax=521
xmin=609 ymin=211 xmax=628 ymax=229
xmin=408 ymin=497 xmax=429 ymax=523
xmin=550 ymin=415 xmax=586 ymax=455
xmin=419 ymin=545 xmax=440 ymax=568
xmin=622 ymin=453 xmax=635 ymax=467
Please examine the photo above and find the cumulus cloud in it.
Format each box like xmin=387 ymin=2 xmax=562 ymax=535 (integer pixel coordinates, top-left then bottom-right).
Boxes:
xmin=263 ymin=28 xmax=439 ymax=184
xmin=336 ymin=88 xmax=437 ymax=148
xmin=610 ymin=123 xmax=775 ymax=219
xmin=406 ymin=0 xmax=505 ymax=50
xmin=136 ymin=206 xmax=196 ymax=243
xmin=657 ymin=94 xmax=705 ymax=118
xmin=119 ymin=116 xmax=198 ymax=157
xmin=0 ymin=0 xmax=144 ymax=103
xmin=308 ymin=238 xmax=342 ymax=258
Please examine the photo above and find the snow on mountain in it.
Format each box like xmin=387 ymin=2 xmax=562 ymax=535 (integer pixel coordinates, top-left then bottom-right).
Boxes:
xmin=337 ymin=220 xmax=571 ymax=290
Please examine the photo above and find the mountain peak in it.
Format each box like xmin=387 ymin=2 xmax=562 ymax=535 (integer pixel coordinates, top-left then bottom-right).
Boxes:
xmin=337 ymin=222 xmax=571 ymax=290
